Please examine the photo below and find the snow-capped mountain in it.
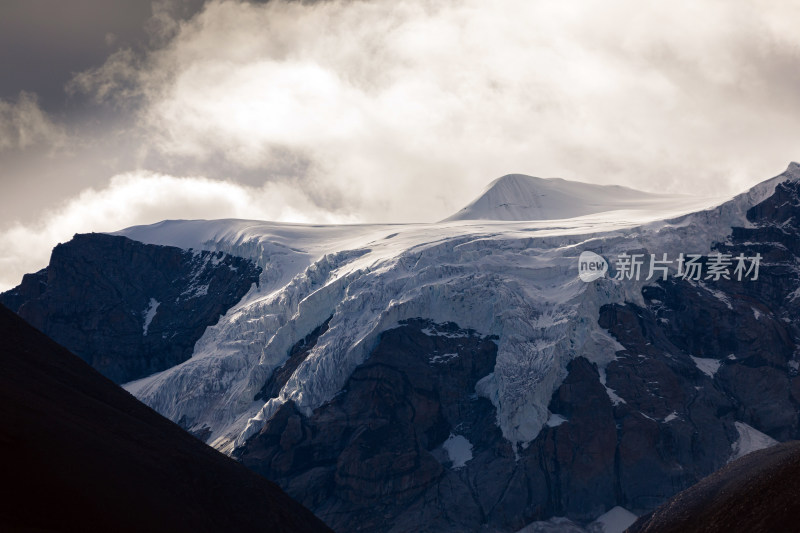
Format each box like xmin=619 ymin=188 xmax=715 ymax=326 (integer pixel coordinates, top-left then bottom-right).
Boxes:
xmin=5 ymin=162 xmax=800 ymax=532
xmin=442 ymin=173 xmax=715 ymax=222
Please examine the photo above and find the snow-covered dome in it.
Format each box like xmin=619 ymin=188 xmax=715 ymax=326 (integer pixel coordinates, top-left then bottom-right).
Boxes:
xmin=443 ymin=173 xmax=681 ymax=222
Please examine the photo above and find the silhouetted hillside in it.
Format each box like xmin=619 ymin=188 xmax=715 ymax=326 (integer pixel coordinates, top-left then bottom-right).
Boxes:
xmin=629 ymin=441 xmax=800 ymax=533
xmin=0 ymin=303 xmax=332 ymax=533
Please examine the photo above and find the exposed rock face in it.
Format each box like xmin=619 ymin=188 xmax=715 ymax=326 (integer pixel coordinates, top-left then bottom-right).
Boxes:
xmin=0 ymin=233 xmax=261 ymax=384
xmin=238 ymin=319 xmax=503 ymax=532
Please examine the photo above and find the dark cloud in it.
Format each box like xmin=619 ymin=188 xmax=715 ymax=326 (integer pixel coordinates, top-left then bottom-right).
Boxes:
xmin=0 ymin=1 xmax=153 ymax=111
xmin=0 ymin=0 xmax=215 ymax=112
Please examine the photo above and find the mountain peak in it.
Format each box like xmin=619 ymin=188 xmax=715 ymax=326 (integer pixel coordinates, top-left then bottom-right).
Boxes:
xmin=443 ymin=173 xmax=674 ymax=222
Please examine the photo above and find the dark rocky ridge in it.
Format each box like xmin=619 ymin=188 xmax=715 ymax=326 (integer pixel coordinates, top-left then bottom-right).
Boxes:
xmin=628 ymin=440 xmax=800 ymax=533
xmin=0 ymin=233 xmax=261 ymax=383
xmin=0 ymin=303 xmax=331 ymax=533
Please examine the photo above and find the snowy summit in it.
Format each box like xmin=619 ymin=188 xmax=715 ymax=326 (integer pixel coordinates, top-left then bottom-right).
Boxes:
xmin=444 ymin=173 xmax=693 ymax=222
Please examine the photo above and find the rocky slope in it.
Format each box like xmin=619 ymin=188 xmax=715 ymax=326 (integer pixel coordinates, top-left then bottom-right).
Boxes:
xmin=628 ymin=440 xmax=800 ymax=533
xmin=0 ymin=303 xmax=330 ymax=533
xmin=0 ymin=232 xmax=261 ymax=383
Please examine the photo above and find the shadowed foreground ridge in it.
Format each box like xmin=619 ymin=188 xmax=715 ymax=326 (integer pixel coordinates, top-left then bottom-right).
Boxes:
xmin=628 ymin=440 xmax=800 ymax=533
xmin=0 ymin=303 xmax=332 ymax=533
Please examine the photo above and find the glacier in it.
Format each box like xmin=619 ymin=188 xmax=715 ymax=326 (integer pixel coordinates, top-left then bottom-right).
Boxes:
xmin=119 ymin=164 xmax=800 ymax=454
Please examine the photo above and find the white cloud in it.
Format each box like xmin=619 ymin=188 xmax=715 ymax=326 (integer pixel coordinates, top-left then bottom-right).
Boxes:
xmin=67 ymin=0 xmax=800 ymax=221
xmin=0 ymin=172 xmax=353 ymax=291
xmin=0 ymin=92 xmax=65 ymax=151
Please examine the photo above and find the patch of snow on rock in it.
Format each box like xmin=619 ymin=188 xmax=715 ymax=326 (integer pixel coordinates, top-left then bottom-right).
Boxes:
xmin=430 ymin=352 xmax=459 ymax=364
xmin=730 ymin=421 xmax=778 ymax=462
xmin=589 ymin=506 xmax=638 ymax=533
xmin=442 ymin=434 xmax=473 ymax=469
xmin=691 ymin=356 xmax=722 ymax=378
xmin=142 ymin=298 xmax=159 ymax=336
xmin=546 ymin=413 xmax=568 ymax=427
xmin=516 ymin=516 xmax=586 ymax=532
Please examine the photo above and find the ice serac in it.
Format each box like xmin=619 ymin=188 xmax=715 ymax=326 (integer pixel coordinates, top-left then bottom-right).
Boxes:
xmin=442 ymin=173 xmax=699 ymax=221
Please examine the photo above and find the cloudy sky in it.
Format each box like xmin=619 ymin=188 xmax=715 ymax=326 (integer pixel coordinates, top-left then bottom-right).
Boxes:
xmin=1 ymin=0 xmax=799 ymax=291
